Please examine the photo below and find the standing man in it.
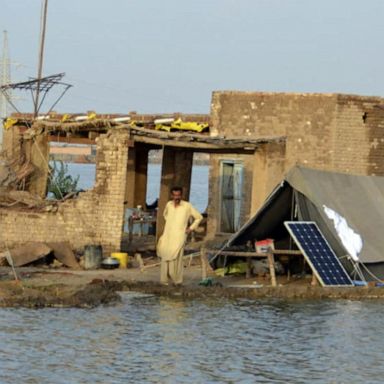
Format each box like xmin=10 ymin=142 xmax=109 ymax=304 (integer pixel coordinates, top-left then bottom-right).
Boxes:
xmin=157 ymin=186 xmax=203 ymax=286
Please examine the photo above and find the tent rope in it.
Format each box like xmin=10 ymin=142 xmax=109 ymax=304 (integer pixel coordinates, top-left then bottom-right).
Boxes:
xmin=360 ymin=262 xmax=384 ymax=284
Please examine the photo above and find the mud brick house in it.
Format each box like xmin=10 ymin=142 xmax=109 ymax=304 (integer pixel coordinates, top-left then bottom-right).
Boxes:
xmin=206 ymin=91 xmax=384 ymax=236
xmin=1 ymin=91 xmax=384 ymax=253
xmin=0 ymin=111 xmax=278 ymax=253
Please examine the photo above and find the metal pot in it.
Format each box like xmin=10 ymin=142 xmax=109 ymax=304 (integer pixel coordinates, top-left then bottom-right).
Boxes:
xmin=101 ymin=257 xmax=120 ymax=269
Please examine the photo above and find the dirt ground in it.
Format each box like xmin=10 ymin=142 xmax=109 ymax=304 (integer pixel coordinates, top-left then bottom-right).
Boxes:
xmin=1 ymin=259 xmax=384 ymax=308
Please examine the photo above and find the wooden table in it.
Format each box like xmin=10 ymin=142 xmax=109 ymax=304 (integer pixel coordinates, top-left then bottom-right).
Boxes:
xmin=127 ymin=216 xmax=157 ymax=242
xmin=201 ymin=248 xmax=302 ymax=287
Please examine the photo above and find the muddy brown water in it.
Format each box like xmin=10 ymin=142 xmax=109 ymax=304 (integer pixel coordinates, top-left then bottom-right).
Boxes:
xmin=1 ymin=293 xmax=384 ymax=383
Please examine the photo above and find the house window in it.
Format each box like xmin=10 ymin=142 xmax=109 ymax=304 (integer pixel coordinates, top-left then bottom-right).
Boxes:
xmin=48 ymin=143 xmax=96 ymax=198
xmin=219 ymin=160 xmax=243 ymax=233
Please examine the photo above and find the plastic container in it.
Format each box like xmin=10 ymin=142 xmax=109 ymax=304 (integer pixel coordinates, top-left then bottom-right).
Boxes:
xmin=84 ymin=245 xmax=103 ymax=270
xmin=111 ymin=252 xmax=128 ymax=268
xmin=255 ymin=239 xmax=275 ymax=253
xmin=353 ymin=280 xmax=368 ymax=287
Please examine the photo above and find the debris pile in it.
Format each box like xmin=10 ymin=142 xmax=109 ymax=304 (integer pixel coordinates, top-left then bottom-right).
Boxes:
xmin=0 ymin=242 xmax=80 ymax=269
xmin=0 ymin=155 xmax=35 ymax=191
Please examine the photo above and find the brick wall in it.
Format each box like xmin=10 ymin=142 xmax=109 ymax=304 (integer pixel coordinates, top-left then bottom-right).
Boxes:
xmin=211 ymin=91 xmax=384 ymax=175
xmin=334 ymin=94 xmax=384 ymax=175
xmin=0 ymin=129 xmax=129 ymax=254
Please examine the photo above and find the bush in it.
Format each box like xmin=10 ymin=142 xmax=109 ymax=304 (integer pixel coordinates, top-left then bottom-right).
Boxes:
xmin=47 ymin=161 xmax=80 ymax=199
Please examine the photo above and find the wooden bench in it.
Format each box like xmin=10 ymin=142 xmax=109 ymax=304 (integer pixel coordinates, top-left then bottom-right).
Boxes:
xmin=200 ymin=248 xmax=302 ymax=287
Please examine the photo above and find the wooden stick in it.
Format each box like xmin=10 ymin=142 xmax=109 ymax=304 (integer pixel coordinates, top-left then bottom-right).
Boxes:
xmin=200 ymin=248 xmax=207 ymax=279
xmin=204 ymin=249 xmax=302 ymax=257
xmin=140 ymin=252 xmax=201 ymax=271
xmin=188 ymin=252 xmax=193 ymax=267
xmin=134 ymin=253 xmax=144 ymax=269
xmin=267 ymin=250 xmax=277 ymax=287
xmin=246 ymin=257 xmax=252 ymax=279
xmin=5 ymin=250 xmax=19 ymax=282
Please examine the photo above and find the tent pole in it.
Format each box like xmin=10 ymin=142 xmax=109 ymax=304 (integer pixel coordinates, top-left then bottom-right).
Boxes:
xmin=289 ymin=190 xmax=297 ymax=250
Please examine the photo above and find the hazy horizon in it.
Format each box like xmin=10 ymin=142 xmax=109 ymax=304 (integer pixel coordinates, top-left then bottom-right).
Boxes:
xmin=1 ymin=0 xmax=383 ymax=114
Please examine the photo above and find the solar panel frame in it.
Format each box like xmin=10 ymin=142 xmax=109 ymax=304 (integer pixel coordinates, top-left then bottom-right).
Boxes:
xmin=284 ymin=221 xmax=354 ymax=287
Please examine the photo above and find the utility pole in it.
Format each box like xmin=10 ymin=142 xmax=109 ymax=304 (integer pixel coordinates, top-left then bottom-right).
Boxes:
xmin=35 ymin=0 xmax=49 ymax=117
xmin=0 ymin=30 xmax=11 ymax=148
xmin=0 ymin=1 xmax=70 ymax=125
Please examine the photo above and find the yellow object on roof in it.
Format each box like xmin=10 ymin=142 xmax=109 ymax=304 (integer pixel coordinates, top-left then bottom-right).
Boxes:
xmin=3 ymin=117 xmax=18 ymax=130
xmin=155 ymin=118 xmax=208 ymax=133
xmin=87 ymin=111 xmax=97 ymax=120
xmin=61 ymin=114 xmax=71 ymax=122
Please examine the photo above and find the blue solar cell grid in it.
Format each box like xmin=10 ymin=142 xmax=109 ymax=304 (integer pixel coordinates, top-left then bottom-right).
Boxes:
xmin=284 ymin=221 xmax=353 ymax=287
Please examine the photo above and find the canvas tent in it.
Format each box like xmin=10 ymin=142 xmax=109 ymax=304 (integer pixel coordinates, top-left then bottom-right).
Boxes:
xmin=224 ymin=166 xmax=384 ymax=280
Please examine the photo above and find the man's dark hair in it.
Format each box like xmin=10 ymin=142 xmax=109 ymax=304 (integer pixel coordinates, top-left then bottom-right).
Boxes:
xmin=171 ymin=186 xmax=183 ymax=194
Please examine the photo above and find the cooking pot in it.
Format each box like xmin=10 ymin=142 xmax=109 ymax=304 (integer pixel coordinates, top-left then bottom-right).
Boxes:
xmin=101 ymin=257 xmax=120 ymax=269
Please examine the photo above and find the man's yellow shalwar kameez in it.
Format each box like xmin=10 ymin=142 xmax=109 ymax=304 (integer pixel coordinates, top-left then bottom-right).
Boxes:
xmin=157 ymin=200 xmax=203 ymax=284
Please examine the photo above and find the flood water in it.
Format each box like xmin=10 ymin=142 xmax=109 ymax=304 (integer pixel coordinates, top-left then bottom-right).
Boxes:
xmin=1 ymin=295 xmax=384 ymax=383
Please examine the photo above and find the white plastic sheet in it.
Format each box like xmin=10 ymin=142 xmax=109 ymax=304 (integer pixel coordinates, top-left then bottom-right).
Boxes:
xmin=323 ymin=205 xmax=363 ymax=262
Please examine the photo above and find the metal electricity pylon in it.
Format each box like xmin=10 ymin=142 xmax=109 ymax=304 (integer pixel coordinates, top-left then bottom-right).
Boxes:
xmin=0 ymin=1 xmax=72 ymax=122
xmin=0 ymin=31 xmax=26 ymax=149
xmin=0 ymin=1 xmax=72 ymax=150
xmin=0 ymin=30 xmax=12 ymax=149
xmin=0 ymin=30 xmax=11 ymax=120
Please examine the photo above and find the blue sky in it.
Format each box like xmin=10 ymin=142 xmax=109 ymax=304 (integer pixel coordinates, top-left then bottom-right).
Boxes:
xmin=1 ymin=0 xmax=384 ymax=114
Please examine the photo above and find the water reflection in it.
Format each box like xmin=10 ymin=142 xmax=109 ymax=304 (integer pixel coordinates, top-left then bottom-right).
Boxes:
xmin=1 ymin=298 xmax=384 ymax=383
xmin=147 ymin=299 xmax=188 ymax=382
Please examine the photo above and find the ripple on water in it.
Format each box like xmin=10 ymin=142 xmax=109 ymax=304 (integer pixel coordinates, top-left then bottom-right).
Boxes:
xmin=1 ymin=297 xmax=384 ymax=383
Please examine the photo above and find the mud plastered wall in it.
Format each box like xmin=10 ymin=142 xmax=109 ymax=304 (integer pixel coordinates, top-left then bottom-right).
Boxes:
xmin=334 ymin=94 xmax=384 ymax=176
xmin=0 ymin=130 xmax=129 ymax=254
xmin=211 ymin=91 xmax=384 ymax=176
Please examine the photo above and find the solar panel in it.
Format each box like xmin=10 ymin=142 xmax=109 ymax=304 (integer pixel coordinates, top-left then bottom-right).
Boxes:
xmin=284 ymin=221 xmax=353 ymax=287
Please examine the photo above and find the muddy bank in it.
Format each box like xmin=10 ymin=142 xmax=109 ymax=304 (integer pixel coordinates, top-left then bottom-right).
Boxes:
xmin=121 ymin=280 xmax=384 ymax=300
xmin=2 ymin=268 xmax=384 ymax=308
xmin=0 ymin=279 xmax=122 ymax=308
